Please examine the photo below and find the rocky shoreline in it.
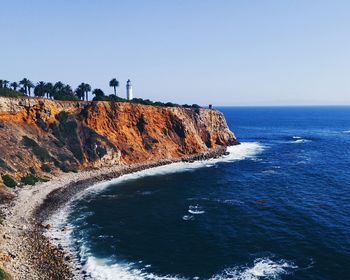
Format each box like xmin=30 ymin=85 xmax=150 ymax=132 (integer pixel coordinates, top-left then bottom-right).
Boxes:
xmin=0 ymin=146 xmax=229 ymax=280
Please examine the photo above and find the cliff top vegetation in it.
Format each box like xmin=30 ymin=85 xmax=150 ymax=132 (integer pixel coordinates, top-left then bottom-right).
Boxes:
xmin=0 ymin=78 xmax=201 ymax=109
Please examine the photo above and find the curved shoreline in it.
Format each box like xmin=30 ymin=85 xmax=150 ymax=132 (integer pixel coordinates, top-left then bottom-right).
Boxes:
xmin=0 ymin=147 xmax=228 ymax=280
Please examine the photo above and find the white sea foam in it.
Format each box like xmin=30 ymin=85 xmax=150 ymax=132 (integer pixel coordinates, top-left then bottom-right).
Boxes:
xmin=295 ymin=139 xmax=311 ymax=143
xmin=182 ymin=215 xmax=194 ymax=221
xmin=210 ymin=258 xmax=297 ymax=280
xmin=45 ymin=142 xmax=265 ymax=280
xmin=79 ymin=256 xmax=297 ymax=280
xmin=76 ymin=142 xmax=264 ymax=198
xmin=188 ymin=205 xmax=205 ymax=215
xmin=290 ymin=136 xmax=311 ymax=144
xmin=343 ymin=130 xmax=350 ymax=133
xmin=83 ymin=256 xmax=185 ymax=280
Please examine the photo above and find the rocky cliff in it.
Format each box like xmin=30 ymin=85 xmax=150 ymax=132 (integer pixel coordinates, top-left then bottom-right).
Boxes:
xmin=0 ymin=97 xmax=237 ymax=192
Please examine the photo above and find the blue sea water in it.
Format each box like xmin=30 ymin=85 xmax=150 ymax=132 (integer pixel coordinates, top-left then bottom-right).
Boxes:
xmin=53 ymin=107 xmax=350 ymax=280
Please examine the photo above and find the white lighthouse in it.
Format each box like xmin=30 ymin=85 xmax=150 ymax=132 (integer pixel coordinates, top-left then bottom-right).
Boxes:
xmin=126 ymin=79 xmax=133 ymax=100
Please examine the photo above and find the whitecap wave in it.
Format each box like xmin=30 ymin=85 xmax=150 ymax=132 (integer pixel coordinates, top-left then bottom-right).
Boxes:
xmin=84 ymin=256 xmax=185 ymax=280
xmin=210 ymin=258 xmax=297 ymax=280
xmin=290 ymin=136 xmax=311 ymax=144
xmin=182 ymin=215 xmax=194 ymax=221
xmin=343 ymin=130 xmax=350 ymax=133
xmin=188 ymin=205 xmax=205 ymax=215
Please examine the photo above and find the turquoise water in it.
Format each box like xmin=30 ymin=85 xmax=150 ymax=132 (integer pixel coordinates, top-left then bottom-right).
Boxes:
xmin=60 ymin=107 xmax=350 ymax=279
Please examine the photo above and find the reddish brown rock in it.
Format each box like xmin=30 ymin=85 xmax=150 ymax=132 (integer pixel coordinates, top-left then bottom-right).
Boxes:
xmin=0 ymin=97 xmax=238 ymax=185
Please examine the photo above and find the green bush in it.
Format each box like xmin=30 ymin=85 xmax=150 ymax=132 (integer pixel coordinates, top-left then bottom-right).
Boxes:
xmin=22 ymin=136 xmax=51 ymax=162
xmin=0 ymin=268 xmax=5 ymax=280
xmin=59 ymin=163 xmax=71 ymax=173
xmin=57 ymin=111 xmax=69 ymax=123
xmin=0 ymin=267 xmax=11 ymax=280
xmin=22 ymin=136 xmax=38 ymax=148
xmin=53 ymin=139 xmax=65 ymax=148
xmin=90 ymin=95 xmax=198 ymax=109
xmin=21 ymin=174 xmax=39 ymax=185
xmin=0 ymin=87 xmax=25 ymax=98
xmin=58 ymin=162 xmax=77 ymax=173
xmin=41 ymin=164 xmax=52 ymax=173
xmin=1 ymin=174 xmax=17 ymax=188
xmin=60 ymin=121 xmax=77 ymax=137
xmin=29 ymin=167 xmax=36 ymax=174
xmin=59 ymin=162 xmax=70 ymax=173
xmin=32 ymin=145 xmax=50 ymax=161
xmin=54 ymin=94 xmax=79 ymax=101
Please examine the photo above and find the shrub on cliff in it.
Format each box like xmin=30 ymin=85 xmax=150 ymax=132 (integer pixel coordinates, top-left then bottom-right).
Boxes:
xmin=56 ymin=111 xmax=69 ymax=123
xmin=21 ymin=173 xmax=40 ymax=185
xmin=0 ymin=267 xmax=11 ymax=280
xmin=22 ymin=136 xmax=51 ymax=162
xmin=41 ymin=164 xmax=52 ymax=173
xmin=0 ymin=87 xmax=25 ymax=98
xmin=1 ymin=174 xmax=17 ymax=188
xmin=58 ymin=162 xmax=77 ymax=173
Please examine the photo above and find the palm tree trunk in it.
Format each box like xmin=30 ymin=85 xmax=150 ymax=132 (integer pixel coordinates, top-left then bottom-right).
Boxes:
xmin=114 ymin=86 xmax=116 ymax=96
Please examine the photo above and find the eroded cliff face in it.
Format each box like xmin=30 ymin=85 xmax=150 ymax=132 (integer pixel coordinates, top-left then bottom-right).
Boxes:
xmin=0 ymin=97 xmax=237 ymax=189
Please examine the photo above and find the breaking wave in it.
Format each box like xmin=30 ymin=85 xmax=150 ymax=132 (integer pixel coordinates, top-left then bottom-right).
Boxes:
xmin=188 ymin=205 xmax=205 ymax=215
xmin=79 ymin=256 xmax=297 ymax=280
xmin=74 ymin=142 xmax=264 ymax=197
xmin=210 ymin=258 xmax=297 ymax=280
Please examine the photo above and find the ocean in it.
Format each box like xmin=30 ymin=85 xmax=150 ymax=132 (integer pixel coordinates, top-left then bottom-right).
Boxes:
xmin=49 ymin=107 xmax=350 ymax=280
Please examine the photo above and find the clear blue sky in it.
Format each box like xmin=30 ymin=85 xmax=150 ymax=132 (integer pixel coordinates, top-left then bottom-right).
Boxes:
xmin=1 ymin=0 xmax=350 ymax=105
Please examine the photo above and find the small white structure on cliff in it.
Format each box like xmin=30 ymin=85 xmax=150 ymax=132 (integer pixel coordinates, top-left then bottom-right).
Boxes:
xmin=126 ymin=79 xmax=133 ymax=100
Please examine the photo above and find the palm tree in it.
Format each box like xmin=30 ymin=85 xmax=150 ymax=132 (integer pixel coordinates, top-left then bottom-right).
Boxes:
xmin=10 ymin=82 xmax=18 ymax=91
xmin=3 ymin=80 xmax=9 ymax=88
xmin=34 ymin=81 xmax=46 ymax=97
xmin=109 ymin=78 xmax=119 ymax=96
xmin=0 ymin=80 xmax=3 ymax=88
xmin=27 ymin=81 xmax=34 ymax=96
xmin=75 ymin=84 xmax=85 ymax=100
xmin=78 ymin=83 xmax=91 ymax=101
xmin=53 ymin=81 xmax=64 ymax=99
xmin=19 ymin=78 xmax=33 ymax=96
xmin=44 ymin=82 xmax=54 ymax=99
xmin=92 ymin=88 xmax=105 ymax=99
xmin=62 ymin=85 xmax=73 ymax=96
